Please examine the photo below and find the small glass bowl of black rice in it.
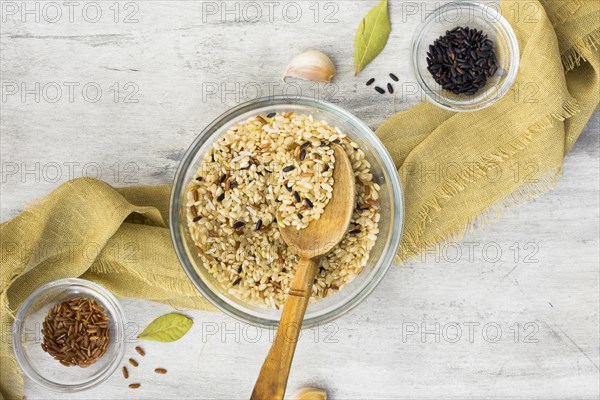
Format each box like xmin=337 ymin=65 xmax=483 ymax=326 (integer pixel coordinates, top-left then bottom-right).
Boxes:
xmin=410 ymin=1 xmax=519 ymax=112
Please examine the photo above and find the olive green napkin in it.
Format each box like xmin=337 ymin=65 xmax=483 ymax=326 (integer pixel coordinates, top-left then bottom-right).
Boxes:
xmin=376 ymin=0 xmax=599 ymax=260
xmin=1 ymin=0 xmax=599 ymax=398
xmin=0 ymin=180 xmax=215 ymax=399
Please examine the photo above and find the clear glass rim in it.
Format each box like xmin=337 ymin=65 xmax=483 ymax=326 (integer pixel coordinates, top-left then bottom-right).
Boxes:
xmin=169 ymin=96 xmax=404 ymax=328
xmin=12 ymin=278 xmax=127 ymax=392
xmin=410 ymin=1 xmax=520 ymax=112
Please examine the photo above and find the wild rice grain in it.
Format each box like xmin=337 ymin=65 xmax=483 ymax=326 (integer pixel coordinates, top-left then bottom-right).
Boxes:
xmin=41 ymin=297 xmax=110 ymax=368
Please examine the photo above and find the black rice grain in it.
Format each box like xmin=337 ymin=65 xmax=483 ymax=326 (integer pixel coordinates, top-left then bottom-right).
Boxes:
xmin=374 ymin=86 xmax=385 ymax=94
xmin=366 ymin=78 xmax=375 ymax=86
xmin=232 ymin=221 xmax=245 ymax=229
xmin=426 ymin=26 xmax=497 ymax=95
xmin=283 ymin=165 xmax=295 ymax=173
xmin=389 ymin=73 xmax=399 ymax=81
xmin=387 ymin=83 xmax=394 ymax=94
xmin=255 ymin=219 xmax=263 ymax=230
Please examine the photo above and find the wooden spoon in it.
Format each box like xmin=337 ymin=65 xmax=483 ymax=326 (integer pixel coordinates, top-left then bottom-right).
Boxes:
xmin=251 ymin=143 xmax=356 ymax=400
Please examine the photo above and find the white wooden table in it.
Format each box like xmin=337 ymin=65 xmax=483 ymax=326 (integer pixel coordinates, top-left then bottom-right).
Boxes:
xmin=1 ymin=1 xmax=598 ymax=399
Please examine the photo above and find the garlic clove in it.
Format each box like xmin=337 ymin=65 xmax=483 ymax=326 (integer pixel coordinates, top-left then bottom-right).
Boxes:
xmin=283 ymin=50 xmax=336 ymax=83
xmin=294 ymin=387 xmax=327 ymax=400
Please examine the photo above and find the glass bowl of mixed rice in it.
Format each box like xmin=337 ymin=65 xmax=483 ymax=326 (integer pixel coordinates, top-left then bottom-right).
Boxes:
xmin=170 ymin=96 xmax=403 ymax=328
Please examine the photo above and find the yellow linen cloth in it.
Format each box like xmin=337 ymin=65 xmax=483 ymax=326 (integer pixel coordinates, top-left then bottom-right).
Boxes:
xmin=376 ymin=0 xmax=599 ymax=260
xmin=1 ymin=180 xmax=215 ymax=399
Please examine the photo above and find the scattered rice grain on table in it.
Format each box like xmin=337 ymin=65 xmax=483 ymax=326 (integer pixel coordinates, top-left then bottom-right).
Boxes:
xmin=186 ymin=112 xmax=380 ymax=307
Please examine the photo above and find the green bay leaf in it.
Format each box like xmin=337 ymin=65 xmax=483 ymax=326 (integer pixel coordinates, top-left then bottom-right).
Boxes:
xmin=354 ymin=0 xmax=391 ymax=76
xmin=138 ymin=313 xmax=193 ymax=342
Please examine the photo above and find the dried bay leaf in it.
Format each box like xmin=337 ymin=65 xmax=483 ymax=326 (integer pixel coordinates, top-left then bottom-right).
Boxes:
xmin=354 ymin=0 xmax=391 ymax=76
xmin=138 ymin=313 xmax=193 ymax=342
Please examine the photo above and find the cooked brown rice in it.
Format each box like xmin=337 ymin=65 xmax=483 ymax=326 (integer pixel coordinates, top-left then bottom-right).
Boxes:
xmin=186 ymin=112 xmax=380 ymax=308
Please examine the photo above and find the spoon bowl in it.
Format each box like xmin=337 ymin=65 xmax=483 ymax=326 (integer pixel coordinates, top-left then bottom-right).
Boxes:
xmin=279 ymin=143 xmax=355 ymax=259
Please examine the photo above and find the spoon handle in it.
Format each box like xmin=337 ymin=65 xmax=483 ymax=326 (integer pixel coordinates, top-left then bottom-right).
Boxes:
xmin=251 ymin=257 xmax=319 ymax=400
